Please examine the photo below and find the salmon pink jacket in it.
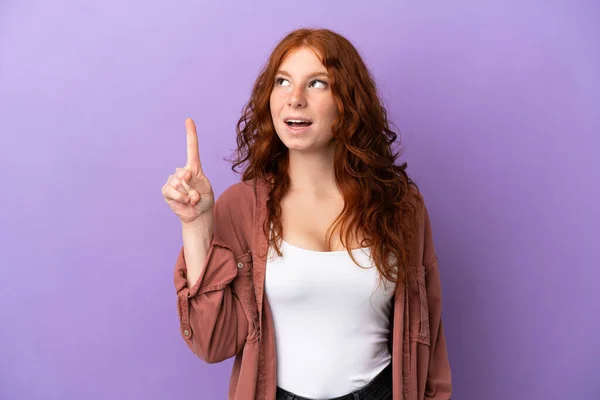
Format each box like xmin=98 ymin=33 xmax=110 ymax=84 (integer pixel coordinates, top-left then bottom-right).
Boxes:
xmin=174 ymin=176 xmax=452 ymax=399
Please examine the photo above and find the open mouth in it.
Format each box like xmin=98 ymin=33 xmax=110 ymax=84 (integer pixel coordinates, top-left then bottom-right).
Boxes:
xmin=285 ymin=119 xmax=313 ymax=127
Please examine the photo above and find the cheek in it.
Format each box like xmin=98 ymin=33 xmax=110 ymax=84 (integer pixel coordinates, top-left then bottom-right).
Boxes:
xmin=330 ymin=104 xmax=339 ymax=119
xmin=325 ymin=101 xmax=338 ymax=121
xmin=270 ymin=93 xmax=285 ymax=113
xmin=318 ymin=95 xmax=337 ymax=118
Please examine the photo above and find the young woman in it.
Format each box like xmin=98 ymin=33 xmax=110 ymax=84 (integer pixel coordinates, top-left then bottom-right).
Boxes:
xmin=162 ymin=28 xmax=451 ymax=400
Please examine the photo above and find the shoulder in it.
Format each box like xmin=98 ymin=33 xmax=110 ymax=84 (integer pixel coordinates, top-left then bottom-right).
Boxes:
xmin=211 ymin=179 xmax=259 ymax=251
xmin=213 ymin=179 xmax=258 ymax=223
xmin=405 ymin=182 xmax=426 ymax=216
xmin=406 ymin=183 xmax=438 ymax=266
xmin=217 ymin=179 xmax=257 ymax=207
xmin=216 ymin=174 xmax=271 ymax=211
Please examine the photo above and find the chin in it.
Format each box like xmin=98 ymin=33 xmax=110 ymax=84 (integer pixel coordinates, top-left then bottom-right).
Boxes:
xmin=280 ymin=140 xmax=309 ymax=151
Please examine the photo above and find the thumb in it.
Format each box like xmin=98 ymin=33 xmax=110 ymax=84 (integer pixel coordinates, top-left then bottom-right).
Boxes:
xmin=188 ymin=190 xmax=200 ymax=204
xmin=183 ymin=168 xmax=192 ymax=183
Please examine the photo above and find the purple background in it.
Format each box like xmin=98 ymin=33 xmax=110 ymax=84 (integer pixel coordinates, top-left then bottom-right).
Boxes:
xmin=1 ymin=0 xmax=598 ymax=399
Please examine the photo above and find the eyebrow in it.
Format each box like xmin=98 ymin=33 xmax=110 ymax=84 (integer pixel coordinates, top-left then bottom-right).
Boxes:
xmin=276 ymin=70 xmax=329 ymax=80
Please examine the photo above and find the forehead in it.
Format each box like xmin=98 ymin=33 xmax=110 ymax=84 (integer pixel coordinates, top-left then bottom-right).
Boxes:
xmin=278 ymin=46 xmax=327 ymax=74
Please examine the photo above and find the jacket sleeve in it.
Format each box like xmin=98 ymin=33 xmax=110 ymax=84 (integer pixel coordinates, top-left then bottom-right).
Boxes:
xmin=173 ymin=188 xmax=252 ymax=364
xmin=422 ymin=204 xmax=453 ymax=399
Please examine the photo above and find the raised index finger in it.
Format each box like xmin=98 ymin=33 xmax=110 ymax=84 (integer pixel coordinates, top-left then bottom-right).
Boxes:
xmin=185 ymin=118 xmax=202 ymax=173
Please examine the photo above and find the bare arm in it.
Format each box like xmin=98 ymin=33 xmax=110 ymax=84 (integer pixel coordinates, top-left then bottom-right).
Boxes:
xmin=181 ymin=214 xmax=214 ymax=288
xmin=162 ymin=117 xmax=217 ymax=287
xmin=165 ymin=118 xmax=249 ymax=363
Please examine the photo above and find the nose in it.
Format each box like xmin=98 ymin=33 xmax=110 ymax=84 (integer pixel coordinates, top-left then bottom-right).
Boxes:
xmin=287 ymin=86 xmax=306 ymax=108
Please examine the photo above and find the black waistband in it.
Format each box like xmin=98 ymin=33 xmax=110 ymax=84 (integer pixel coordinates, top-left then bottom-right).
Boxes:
xmin=275 ymin=362 xmax=392 ymax=400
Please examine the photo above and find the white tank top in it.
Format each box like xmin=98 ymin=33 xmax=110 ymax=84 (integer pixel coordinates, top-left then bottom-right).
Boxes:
xmin=265 ymin=238 xmax=396 ymax=398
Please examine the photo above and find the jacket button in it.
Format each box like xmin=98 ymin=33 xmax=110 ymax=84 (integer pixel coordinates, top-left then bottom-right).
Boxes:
xmin=183 ymin=329 xmax=190 ymax=337
xmin=237 ymin=262 xmax=244 ymax=268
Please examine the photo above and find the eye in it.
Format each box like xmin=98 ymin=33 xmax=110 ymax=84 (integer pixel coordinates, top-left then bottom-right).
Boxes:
xmin=275 ymin=77 xmax=290 ymax=87
xmin=310 ymin=79 xmax=328 ymax=89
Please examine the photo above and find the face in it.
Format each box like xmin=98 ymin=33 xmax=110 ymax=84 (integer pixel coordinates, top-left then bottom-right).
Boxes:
xmin=269 ymin=47 xmax=338 ymax=154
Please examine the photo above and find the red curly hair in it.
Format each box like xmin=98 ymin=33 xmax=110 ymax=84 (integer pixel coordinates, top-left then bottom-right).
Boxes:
xmin=228 ymin=28 xmax=422 ymax=285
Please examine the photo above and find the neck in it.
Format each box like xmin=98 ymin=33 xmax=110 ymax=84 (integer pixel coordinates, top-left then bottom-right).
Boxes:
xmin=286 ymin=146 xmax=339 ymax=197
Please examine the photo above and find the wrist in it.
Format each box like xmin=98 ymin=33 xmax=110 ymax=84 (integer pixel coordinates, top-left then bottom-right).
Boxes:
xmin=181 ymin=214 xmax=213 ymax=232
